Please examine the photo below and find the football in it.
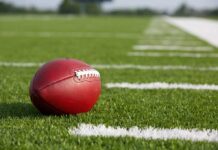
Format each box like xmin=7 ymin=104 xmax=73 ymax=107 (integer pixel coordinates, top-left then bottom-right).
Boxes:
xmin=29 ymin=59 xmax=101 ymax=115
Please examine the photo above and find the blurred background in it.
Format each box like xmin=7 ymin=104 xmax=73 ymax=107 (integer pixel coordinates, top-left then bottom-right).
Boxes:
xmin=0 ymin=0 xmax=218 ymax=16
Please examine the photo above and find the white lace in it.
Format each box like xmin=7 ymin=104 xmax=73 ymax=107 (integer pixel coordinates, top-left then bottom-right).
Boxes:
xmin=75 ymin=69 xmax=100 ymax=79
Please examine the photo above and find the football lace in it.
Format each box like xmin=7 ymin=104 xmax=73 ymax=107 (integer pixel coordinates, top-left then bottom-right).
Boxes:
xmin=75 ymin=69 xmax=100 ymax=79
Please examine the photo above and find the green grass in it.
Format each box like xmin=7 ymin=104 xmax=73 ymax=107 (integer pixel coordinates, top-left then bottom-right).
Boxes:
xmin=0 ymin=15 xmax=218 ymax=149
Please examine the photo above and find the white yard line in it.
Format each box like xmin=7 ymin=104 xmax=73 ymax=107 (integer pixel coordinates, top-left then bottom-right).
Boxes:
xmin=138 ymin=40 xmax=203 ymax=46
xmin=142 ymin=36 xmax=194 ymax=41
xmin=128 ymin=52 xmax=218 ymax=58
xmin=69 ymin=124 xmax=218 ymax=142
xmin=165 ymin=17 xmax=218 ymax=48
xmin=133 ymin=45 xmax=213 ymax=51
xmin=0 ymin=16 xmax=76 ymax=21
xmin=0 ymin=62 xmax=43 ymax=67
xmin=106 ymin=82 xmax=218 ymax=91
xmin=144 ymin=18 xmax=185 ymax=35
xmin=0 ymin=31 xmax=140 ymax=39
xmin=92 ymin=64 xmax=218 ymax=71
xmin=1 ymin=62 xmax=218 ymax=71
xmin=145 ymin=30 xmax=184 ymax=35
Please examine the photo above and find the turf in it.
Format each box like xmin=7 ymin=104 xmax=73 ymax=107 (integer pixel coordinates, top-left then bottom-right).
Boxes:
xmin=0 ymin=15 xmax=217 ymax=150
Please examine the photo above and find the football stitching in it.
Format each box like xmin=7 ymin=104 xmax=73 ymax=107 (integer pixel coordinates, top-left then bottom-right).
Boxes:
xmin=75 ymin=69 xmax=100 ymax=79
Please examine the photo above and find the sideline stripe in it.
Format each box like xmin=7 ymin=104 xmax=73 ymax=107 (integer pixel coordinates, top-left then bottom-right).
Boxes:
xmin=1 ymin=62 xmax=218 ymax=72
xmin=106 ymin=82 xmax=218 ymax=91
xmin=133 ymin=45 xmax=213 ymax=51
xmin=0 ymin=31 xmax=140 ymax=39
xmin=165 ymin=17 xmax=218 ymax=48
xmin=128 ymin=52 xmax=218 ymax=58
xmin=69 ymin=124 xmax=218 ymax=142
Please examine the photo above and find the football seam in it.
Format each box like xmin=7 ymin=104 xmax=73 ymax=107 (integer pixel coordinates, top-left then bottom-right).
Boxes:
xmin=39 ymin=75 xmax=75 ymax=91
xmin=39 ymin=73 xmax=100 ymax=91
xmin=37 ymin=76 xmax=100 ymax=114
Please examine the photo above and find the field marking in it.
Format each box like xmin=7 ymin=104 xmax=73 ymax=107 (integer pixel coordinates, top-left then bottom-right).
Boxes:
xmin=144 ymin=18 xmax=186 ymax=35
xmin=0 ymin=31 xmax=197 ymax=40
xmin=0 ymin=62 xmax=42 ymax=67
xmin=0 ymin=16 xmax=76 ymax=21
xmin=138 ymin=40 xmax=203 ymax=46
xmin=0 ymin=31 xmax=140 ymax=39
xmin=1 ymin=62 xmax=218 ymax=72
xmin=69 ymin=123 xmax=218 ymax=142
xmin=133 ymin=45 xmax=213 ymax=51
xmin=165 ymin=17 xmax=218 ymax=48
xmin=106 ymin=82 xmax=218 ymax=91
xmin=145 ymin=30 xmax=184 ymax=35
xmin=128 ymin=52 xmax=218 ymax=58
xmin=141 ymin=36 xmax=195 ymax=41
xmin=92 ymin=64 xmax=218 ymax=71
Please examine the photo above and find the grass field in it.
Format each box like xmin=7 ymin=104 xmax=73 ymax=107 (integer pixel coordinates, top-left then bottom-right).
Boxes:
xmin=0 ymin=15 xmax=218 ymax=149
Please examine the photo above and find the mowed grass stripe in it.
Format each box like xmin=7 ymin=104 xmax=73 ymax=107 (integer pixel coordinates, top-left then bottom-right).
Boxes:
xmin=69 ymin=124 xmax=218 ymax=142
xmin=106 ymin=82 xmax=218 ymax=91
xmin=1 ymin=62 xmax=218 ymax=71
xmin=128 ymin=52 xmax=218 ymax=58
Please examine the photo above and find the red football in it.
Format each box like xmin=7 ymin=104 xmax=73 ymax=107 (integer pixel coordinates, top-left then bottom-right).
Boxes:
xmin=29 ymin=59 xmax=101 ymax=115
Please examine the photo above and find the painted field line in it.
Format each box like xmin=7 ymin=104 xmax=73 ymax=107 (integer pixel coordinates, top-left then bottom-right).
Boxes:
xmin=145 ymin=30 xmax=183 ymax=35
xmin=92 ymin=64 xmax=218 ymax=71
xmin=138 ymin=40 xmax=202 ymax=46
xmin=128 ymin=52 xmax=218 ymax=58
xmin=139 ymin=38 xmax=200 ymax=42
xmin=0 ymin=31 xmax=140 ymax=39
xmin=0 ymin=16 xmax=76 ymax=21
xmin=133 ymin=45 xmax=213 ymax=51
xmin=106 ymin=82 xmax=218 ymax=91
xmin=69 ymin=124 xmax=218 ymax=142
xmin=142 ymin=36 xmax=194 ymax=41
xmin=0 ymin=62 xmax=42 ymax=67
xmin=165 ymin=17 xmax=218 ymax=48
xmin=1 ymin=62 xmax=218 ymax=72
